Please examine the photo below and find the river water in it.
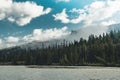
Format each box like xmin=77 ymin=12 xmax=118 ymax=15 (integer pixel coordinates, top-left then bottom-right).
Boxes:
xmin=0 ymin=66 xmax=120 ymax=80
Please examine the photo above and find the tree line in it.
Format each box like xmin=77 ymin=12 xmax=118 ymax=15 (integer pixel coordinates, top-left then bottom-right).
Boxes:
xmin=0 ymin=31 xmax=120 ymax=66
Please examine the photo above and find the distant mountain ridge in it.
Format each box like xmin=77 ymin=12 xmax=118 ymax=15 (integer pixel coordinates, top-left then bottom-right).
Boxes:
xmin=20 ymin=39 xmax=68 ymax=50
xmin=108 ymin=23 xmax=120 ymax=31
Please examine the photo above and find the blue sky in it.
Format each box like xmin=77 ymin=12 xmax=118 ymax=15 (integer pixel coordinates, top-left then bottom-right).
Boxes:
xmin=0 ymin=0 xmax=120 ymax=48
xmin=0 ymin=0 xmax=94 ymax=36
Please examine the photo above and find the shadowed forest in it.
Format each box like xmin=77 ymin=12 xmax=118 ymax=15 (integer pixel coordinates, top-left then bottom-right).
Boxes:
xmin=0 ymin=31 xmax=120 ymax=66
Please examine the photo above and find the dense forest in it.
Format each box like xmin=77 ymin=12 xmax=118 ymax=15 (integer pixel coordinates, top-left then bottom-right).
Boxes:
xmin=0 ymin=31 xmax=120 ymax=66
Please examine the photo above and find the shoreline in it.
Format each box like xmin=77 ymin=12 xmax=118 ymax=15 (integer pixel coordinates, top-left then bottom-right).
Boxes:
xmin=26 ymin=65 xmax=120 ymax=69
xmin=0 ymin=65 xmax=120 ymax=69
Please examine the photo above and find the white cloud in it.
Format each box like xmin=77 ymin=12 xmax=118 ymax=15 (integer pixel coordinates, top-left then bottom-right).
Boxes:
xmin=0 ymin=0 xmax=52 ymax=26
xmin=0 ymin=36 xmax=22 ymax=49
xmin=55 ymin=0 xmax=70 ymax=3
xmin=53 ymin=9 xmax=70 ymax=23
xmin=53 ymin=8 xmax=86 ymax=24
xmin=23 ymin=26 xmax=70 ymax=42
xmin=0 ymin=39 xmax=2 ymax=44
xmin=67 ymin=24 xmax=109 ymax=41
xmin=101 ymin=20 xmax=116 ymax=26
xmin=53 ymin=0 xmax=120 ymax=26
xmin=0 ymin=27 xmax=70 ymax=49
xmin=6 ymin=36 xmax=19 ymax=43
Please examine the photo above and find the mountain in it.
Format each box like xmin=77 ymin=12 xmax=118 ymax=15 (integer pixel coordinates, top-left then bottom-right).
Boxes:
xmin=69 ymin=23 xmax=120 ymax=40
xmin=20 ymin=39 xmax=68 ymax=49
xmin=108 ymin=23 xmax=120 ymax=31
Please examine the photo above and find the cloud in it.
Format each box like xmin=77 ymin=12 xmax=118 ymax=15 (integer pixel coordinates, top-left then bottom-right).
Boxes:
xmin=0 ymin=27 xmax=70 ymax=49
xmin=0 ymin=0 xmax=52 ymax=26
xmin=53 ymin=0 xmax=120 ymax=26
xmin=53 ymin=0 xmax=120 ymax=42
xmin=64 ymin=24 xmax=109 ymax=42
xmin=53 ymin=9 xmax=70 ymax=23
xmin=6 ymin=36 xmax=19 ymax=43
xmin=55 ymin=0 xmax=70 ymax=3
xmin=0 ymin=39 xmax=2 ymax=44
xmin=23 ymin=26 xmax=70 ymax=42
xmin=78 ymin=24 xmax=108 ymax=39
xmin=1 ymin=0 xmax=120 ymax=49
xmin=101 ymin=20 xmax=116 ymax=26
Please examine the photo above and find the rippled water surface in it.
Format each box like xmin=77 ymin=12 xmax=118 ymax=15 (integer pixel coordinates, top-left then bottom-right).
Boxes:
xmin=0 ymin=66 xmax=120 ymax=80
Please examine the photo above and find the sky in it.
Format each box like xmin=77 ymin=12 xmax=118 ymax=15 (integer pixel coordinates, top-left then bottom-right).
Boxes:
xmin=0 ymin=0 xmax=120 ymax=49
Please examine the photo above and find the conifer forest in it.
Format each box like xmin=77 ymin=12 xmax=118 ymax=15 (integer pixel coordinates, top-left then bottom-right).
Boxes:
xmin=0 ymin=31 xmax=120 ymax=66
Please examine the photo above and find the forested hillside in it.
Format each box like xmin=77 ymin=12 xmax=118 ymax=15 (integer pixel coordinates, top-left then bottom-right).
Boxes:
xmin=0 ymin=31 xmax=120 ymax=66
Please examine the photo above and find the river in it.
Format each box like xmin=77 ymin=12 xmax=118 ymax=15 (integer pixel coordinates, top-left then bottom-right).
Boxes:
xmin=0 ymin=66 xmax=120 ymax=80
